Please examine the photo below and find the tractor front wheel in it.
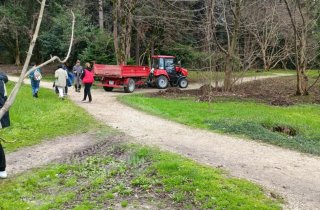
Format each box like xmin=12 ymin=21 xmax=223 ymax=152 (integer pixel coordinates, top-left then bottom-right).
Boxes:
xmin=103 ymin=87 xmax=114 ymax=92
xmin=124 ymin=78 xmax=135 ymax=93
xmin=156 ymin=76 xmax=168 ymax=89
xmin=178 ymin=78 xmax=188 ymax=88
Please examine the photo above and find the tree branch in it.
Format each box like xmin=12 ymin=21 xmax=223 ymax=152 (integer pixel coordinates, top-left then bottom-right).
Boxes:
xmin=0 ymin=2 xmax=75 ymax=120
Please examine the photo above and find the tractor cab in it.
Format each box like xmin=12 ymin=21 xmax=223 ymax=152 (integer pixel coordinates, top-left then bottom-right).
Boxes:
xmin=150 ymin=55 xmax=188 ymax=89
xmin=151 ymin=55 xmax=176 ymax=76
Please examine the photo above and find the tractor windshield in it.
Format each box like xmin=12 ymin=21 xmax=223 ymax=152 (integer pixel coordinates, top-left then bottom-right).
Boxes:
xmin=152 ymin=58 xmax=164 ymax=69
xmin=164 ymin=58 xmax=175 ymax=73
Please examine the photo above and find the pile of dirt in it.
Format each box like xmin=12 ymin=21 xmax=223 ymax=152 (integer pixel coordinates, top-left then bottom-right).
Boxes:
xmin=232 ymin=76 xmax=320 ymax=106
xmin=153 ymin=87 xmax=186 ymax=98
xmin=199 ymin=84 xmax=216 ymax=94
xmin=152 ymin=76 xmax=320 ymax=106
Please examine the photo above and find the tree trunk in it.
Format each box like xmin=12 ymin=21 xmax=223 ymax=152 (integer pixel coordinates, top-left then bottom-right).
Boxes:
xmin=98 ymin=0 xmax=104 ymax=30
xmin=261 ymin=49 xmax=268 ymax=71
xmin=151 ymin=41 xmax=154 ymax=57
xmin=284 ymin=0 xmax=310 ymax=96
xmin=223 ymin=0 xmax=241 ymax=91
xmin=125 ymin=10 xmax=133 ymax=64
xmin=300 ymin=32 xmax=308 ymax=95
xmin=296 ymin=67 xmax=303 ymax=95
xmin=15 ymin=31 xmax=21 ymax=66
xmin=135 ymin=26 xmax=140 ymax=65
xmin=119 ymin=20 xmax=126 ymax=64
xmin=113 ymin=0 xmax=120 ymax=64
xmin=224 ymin=54 xmax=232 ymax=91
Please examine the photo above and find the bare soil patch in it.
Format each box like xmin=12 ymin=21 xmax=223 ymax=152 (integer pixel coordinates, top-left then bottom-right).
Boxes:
xmin=152 ymin=76 xmax=320 ymax=106
xmin=6 ymin=131 xmax=125 ymax=176
xmin=4 ymin=132 xmax=181 ymax=209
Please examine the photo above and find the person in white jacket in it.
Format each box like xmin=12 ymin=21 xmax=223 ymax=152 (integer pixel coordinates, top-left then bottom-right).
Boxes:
xmin=54 ymin=64 xmax=68 ymax=100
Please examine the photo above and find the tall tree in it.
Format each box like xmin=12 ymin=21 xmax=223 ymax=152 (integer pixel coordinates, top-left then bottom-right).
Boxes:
xmin=98 ymin=0 xmax=104 ymax=30
xmin=244 ymin=0 xmax=291 ymax=71
xmin=0 ymin=1 xmax=32 ymax=65
xmin=283 ymin=0 xmax=318 ymax=95
xmin=0 ymin=0 xmax=75 ymax=119
xmin=112 ymin=0 xmax=136 ymax=64
xmin=213 ymin=0 xmax=243 ymax=91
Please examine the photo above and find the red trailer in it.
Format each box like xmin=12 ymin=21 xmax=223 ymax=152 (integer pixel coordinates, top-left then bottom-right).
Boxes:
xmin=94 ymin=55 xmax=189 ymax=93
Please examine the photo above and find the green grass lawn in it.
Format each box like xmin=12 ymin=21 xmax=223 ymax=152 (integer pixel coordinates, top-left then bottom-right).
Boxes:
xmin=0 ymin=145 xmax=281 ymax=209
xmin=120 ymin=95 xmax=320 ymax=155
xmin=41 ymin=74 xmax=55 ymax=82
xmin=0 ymin=82 xmax=99 ymax=152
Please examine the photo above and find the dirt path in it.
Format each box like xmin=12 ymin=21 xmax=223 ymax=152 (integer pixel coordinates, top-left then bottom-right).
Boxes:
xmin=6 ymin=133 xmax=104 ymax=175
xmin=8 ymin=75 xmax=320 ymax=210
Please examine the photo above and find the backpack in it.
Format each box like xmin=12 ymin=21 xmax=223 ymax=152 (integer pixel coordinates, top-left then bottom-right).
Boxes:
xmin=34 ymin=69 xmax=42 ymax=81
xmin=66 ymin=71 xmax=74 ymax=87
xmin=82 ymin=69 xmax=94 ymax=83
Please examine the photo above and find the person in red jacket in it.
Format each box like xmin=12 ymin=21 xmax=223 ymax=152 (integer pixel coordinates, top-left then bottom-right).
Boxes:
xmin=81 ymin=62 xmax=94 ymax=103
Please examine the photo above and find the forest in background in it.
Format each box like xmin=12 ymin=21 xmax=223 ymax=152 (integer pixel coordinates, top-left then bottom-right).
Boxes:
xmin=1 ymin=0 xmax=320 ymax=93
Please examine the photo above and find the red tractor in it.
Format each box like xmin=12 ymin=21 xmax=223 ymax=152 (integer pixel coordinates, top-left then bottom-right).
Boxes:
xmin=149 ymin=55 xmax=189 ymax=89
xmin=93 ymin=55 xmax=189 ymax=93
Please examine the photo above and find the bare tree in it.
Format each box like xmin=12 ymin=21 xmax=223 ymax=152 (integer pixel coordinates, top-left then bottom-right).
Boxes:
xmin=244 ymin=0 xmax=292 ymax=71
xmin=283 ymin=0 xmax=318 ymax=95
xmin=213 ymin=0 xmax=243 ymax=91
xmin=0 ymin=0 xmax=75 ymax=120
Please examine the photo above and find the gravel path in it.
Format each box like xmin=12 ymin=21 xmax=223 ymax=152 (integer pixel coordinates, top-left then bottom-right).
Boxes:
xmin=7 ymin=75 xmax=320 ymax=210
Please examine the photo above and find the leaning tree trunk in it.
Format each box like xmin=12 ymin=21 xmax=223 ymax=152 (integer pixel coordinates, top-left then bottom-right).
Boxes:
xmin=0 ymin=0 xmax=75 ymax=120
xmin=0 ymin=0 xmax=47 ymax=119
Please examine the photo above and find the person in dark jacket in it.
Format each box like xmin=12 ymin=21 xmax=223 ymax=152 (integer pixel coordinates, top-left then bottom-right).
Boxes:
xmin=0 ymin=72 xmax=10 ymax=179
xmin=73 ymin=60 xmax=83 ymax=92
xmin=81 ymin=62 xmax=94 ymax=103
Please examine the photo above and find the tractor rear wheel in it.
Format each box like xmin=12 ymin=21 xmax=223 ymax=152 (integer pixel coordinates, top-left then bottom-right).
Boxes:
xmin=178 ymin=78 xmax=188 ymax=88
xmin=124 ymin=78 xmax=135 ymax=93
xmin=103 ymin=87 xmax=114 ymax=92
xmin=156 ymin=75 xmax=168 ymax=89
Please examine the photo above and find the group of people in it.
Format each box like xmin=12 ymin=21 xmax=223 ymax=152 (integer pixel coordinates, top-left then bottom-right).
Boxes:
xmin=29 ymin=59 xmax=94 ymax=102
xmin=70 ymin=60 xmax=94 ymax=103
xmin=0 ymin=59 xmax=95 ymax=179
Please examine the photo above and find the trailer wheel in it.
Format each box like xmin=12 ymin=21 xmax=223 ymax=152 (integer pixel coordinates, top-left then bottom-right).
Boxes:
xmin=103 ymin=87 xmax=114 ymax=92
xmin=178 ymin=78 xmax=188 ymax=88
xmin=124 ymin=78 xmax=135 ymax=93
xmin=156 ymin=76 xmax=168 ymax=89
